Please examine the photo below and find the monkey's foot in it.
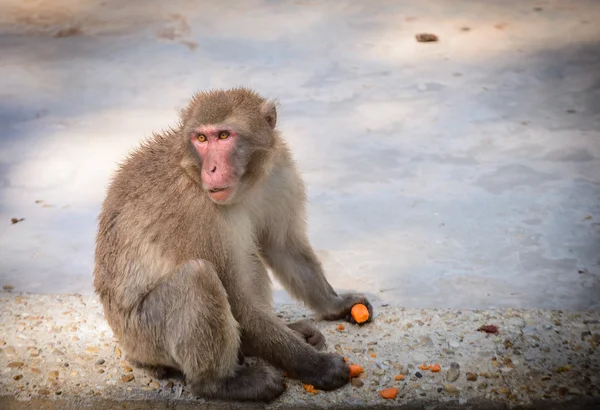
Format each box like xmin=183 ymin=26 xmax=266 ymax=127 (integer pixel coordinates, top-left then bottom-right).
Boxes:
xmin=153 ymin=365 xmax=184 ymax=380
xmin=128 ymin=361 xmax=184 ymax=380
xmin=191 ymin=363 xmax=285 ymax=402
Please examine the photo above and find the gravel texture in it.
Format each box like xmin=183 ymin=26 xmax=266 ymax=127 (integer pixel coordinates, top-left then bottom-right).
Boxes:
xmin=1 ymin=292 xmax=599 ymax=409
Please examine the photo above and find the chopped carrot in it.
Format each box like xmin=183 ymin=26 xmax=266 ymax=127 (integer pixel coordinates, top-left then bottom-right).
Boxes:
xmin=303 ymin=384 xmax=317 ymax=394
xmin=344 ymin=357 xmax=350 ymax=362
xmin=430 ymin=363 xmax=441 ymax=372
xmin=371 ymin=353 xmax=376 ymax=358
xmin=351 ymin=304 xmax=370 ymax=324
xmin=337 ymin=324 xmax=345 ymax=331
xmin=418 ymin=363 xmax=430 ymax=370
xmin=380 ymin=387 xmax=398 ymax=399
xmin=349 ymin=364 xmax=364 ymax=378
xmin=394 ymin=374 xmax=404 ymax=381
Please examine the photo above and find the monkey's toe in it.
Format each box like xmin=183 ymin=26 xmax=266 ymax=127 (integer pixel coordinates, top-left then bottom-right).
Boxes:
xmin=154 ymin=365 xmax=184 ymax=380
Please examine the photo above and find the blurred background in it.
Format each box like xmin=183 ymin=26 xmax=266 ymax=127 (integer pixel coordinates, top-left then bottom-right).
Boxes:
xmin=0 ymin=0 xmax=599 ymax=310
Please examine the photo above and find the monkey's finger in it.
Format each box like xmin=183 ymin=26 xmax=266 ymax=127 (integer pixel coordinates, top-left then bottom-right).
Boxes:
xmin=342 ymin=294 xmax=374 ymax=325
xmin=361 ymin=299 xmax=375 ymax=324
xmin=306 ymin=332 xmax=327 ymax=351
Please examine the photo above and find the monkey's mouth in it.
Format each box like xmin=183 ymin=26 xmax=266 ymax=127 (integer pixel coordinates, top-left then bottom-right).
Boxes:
xmin=208 ymin=187 xmax=229 ymax=194
xmin=207 ymin=186 xmax=234 ymax=202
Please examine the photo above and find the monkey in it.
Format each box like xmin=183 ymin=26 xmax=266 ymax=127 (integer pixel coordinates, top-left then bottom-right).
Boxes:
xmin=93 ymin=87 xmax=373 ymax=402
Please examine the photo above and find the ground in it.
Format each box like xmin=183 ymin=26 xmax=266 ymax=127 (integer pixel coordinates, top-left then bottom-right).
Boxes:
xmin=0 ymin=0 xmax=599 ymax=408
xmin=1 ymin=293 xmax=599 ymax=409
xmin=1 ymin=0 xmax=599 ymax=310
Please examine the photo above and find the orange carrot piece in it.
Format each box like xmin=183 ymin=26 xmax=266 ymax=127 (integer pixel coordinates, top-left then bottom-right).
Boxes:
xmin=418 ymin=363 xmax=430 ymax=370
xmin=395 ymin=374 xmax=404 ymax=380
xmin=380 ymin=387 xmax=398 ymax=399
xmin=371 ymin=353 xmax=376 ymax=358
xmin=349 ymin=364 xmax=364 ymax=378
xmin=337 ymin=324 xmax=345 ymax=331
xmin=351 ymin=304 xmax=370 ymax=323
xmin=303 ymin=384 xmax=317 ymax=394
xmin=430 ymin=363 xmax=441 ymax=372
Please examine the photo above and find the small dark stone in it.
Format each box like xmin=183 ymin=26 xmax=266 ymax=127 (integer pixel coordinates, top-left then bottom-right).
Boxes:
xmin=415 ymin=372 xmax=422 ymax=378
xmin=437 ymin=387 xmax=443 ymax=393
xmin=415 ymin=33 xmax=439 ymax=42
xmin=351 ymin=378 xmax=364 ymax=388
xmin=95 ymin=359 xmax=105 ymax=366
xmin=466 ymin=372 xmax=478 ymax=382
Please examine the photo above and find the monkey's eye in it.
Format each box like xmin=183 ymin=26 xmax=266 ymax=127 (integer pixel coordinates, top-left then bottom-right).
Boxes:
xmin=197 ymin=134 xmax=207 ymax=142
xmin=218 ymin=131 xmax=230 ymax=140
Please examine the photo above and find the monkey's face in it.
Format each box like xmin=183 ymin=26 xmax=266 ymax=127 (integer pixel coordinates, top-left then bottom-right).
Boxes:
xmin=190 ymin=124 xmax=249 ymax=204
xmin=182 ymin=88 xmax=278 ymax=205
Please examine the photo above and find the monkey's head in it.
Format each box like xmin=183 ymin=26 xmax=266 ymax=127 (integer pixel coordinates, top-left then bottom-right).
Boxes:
xmin=180 ymin=88 xmax=278 ymax=205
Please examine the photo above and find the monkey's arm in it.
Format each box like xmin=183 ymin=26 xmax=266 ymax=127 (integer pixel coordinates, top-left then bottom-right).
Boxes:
xmin=259 ymin=218 xmax=373 ymax=324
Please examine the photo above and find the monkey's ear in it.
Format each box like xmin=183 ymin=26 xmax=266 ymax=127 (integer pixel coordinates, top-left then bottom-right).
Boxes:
xmin=261 ymin=100 xmax=277 ymax=129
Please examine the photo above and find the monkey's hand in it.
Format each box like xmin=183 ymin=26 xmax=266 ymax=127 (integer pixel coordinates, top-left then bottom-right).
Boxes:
xmin=321 ymin=293 xmax=374 ymax=325
xmin=287 ymin=352 xmax=350 ymax=391
xmin=287 ymin=320 xmax=326 ymax=351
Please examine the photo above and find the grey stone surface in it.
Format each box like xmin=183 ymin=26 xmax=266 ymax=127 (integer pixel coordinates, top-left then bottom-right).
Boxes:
xmin=0 ymin=0 xmax=599 ymax=310
xmin=1 ymin=292 xmax=599 ymax=408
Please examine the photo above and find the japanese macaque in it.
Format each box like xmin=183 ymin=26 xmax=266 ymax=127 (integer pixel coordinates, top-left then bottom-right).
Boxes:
xmin=93 ymin=88 xmax=373 ymax=402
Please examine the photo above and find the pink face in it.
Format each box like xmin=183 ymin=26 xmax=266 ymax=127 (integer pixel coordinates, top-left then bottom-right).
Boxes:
xmin=190 ymin=125 xmax=239 ymax=203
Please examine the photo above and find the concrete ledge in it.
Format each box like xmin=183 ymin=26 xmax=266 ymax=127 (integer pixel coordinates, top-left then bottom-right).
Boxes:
xmin=1 ymin=293 xmax=599 ymax=409
xmin=3 ymin=396 xmax=600 ymax=409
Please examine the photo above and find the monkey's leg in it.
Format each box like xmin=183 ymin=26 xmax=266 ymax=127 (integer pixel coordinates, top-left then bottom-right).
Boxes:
xmin=137 ymin=260 xmax=285 ymax=402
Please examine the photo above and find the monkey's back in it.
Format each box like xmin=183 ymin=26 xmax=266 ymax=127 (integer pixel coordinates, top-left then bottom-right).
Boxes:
xmin=93 ymin=132 xmax=224 ymax=308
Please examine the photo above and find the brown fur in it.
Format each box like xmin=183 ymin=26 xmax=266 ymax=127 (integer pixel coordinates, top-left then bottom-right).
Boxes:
xmin=93 ymin=87 xmax=373 ymax=402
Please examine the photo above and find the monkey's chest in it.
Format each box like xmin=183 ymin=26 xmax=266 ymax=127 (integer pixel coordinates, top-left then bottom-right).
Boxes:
xmin=219 ymin=208 xmax=261 ymax=263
